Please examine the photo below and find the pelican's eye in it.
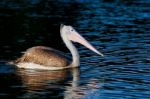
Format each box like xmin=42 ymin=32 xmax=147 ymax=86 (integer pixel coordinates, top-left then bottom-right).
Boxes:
xmin=70 ymin=27 xmax=74 ymax=32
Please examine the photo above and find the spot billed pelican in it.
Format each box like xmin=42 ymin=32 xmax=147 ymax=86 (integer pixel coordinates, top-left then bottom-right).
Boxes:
xmin=14 ymin=24 xmax=104 ymax=70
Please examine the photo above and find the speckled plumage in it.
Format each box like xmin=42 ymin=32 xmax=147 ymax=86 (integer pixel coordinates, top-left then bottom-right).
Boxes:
xmin=15 ymin=46 xmax=70 ymax=67
xmin=13 ymin=25 xmax=103 ymax=70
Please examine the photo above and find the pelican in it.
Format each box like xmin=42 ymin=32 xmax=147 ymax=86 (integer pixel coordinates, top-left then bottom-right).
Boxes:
xmin=14 ymin=24 xmax=104 ymax=70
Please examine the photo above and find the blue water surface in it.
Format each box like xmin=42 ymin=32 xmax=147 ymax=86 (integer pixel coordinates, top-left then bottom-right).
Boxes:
xmin=0 ymin=0 xmax=150 ymax=99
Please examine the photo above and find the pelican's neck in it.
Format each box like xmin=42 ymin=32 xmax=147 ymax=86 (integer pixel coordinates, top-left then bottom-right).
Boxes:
xmin=61 ymin=32 xmax=80 ymax=67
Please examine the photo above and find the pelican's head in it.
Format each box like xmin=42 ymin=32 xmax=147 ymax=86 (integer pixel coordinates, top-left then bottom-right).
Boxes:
xmin=60 ymin=24 xmax=104 ymax=56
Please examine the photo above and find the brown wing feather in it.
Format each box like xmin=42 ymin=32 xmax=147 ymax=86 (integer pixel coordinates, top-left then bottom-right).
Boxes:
xmin=15 ymin=46 xmax=70 ymax=67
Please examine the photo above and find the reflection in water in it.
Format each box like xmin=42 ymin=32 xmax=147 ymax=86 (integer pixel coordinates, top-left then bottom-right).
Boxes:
xmin=64 ymin=68 xmax=81 ymax=99
xmin=64 ymin=68 xmax=102 ymax=99
xmin=16 ymin=67 xmax=102 ymax=99
xmin=16 ymin=69 xmax=67 ymax=91
xmin=16 ymin=67 xmax=81 ymax=98
xmin=0 ymin=0 xmax=150 ymax=98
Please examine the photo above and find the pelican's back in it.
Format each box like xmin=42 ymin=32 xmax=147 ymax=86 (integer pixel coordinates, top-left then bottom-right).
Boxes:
xmin=15 ymin=46 xmax=70 ymax=67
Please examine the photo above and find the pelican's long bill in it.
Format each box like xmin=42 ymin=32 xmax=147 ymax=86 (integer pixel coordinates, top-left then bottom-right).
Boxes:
xmin=67 ymin=26 xmax=104 ymax=56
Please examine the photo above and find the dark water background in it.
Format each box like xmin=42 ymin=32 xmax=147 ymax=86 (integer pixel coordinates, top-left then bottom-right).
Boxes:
xmin=0 ymin=0 xmax=150 ymax=99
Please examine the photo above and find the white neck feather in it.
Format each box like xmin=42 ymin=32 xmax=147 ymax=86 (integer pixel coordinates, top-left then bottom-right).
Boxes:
xmin=60 ymin=31 xmax=80 ymax=67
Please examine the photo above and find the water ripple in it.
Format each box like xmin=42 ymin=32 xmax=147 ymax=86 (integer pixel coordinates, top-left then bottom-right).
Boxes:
xmin=0 ymin=0 xmax=150 ymax=99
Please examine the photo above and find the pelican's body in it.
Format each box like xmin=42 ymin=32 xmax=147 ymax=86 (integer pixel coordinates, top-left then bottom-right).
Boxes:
xmin=15 ymin=24 xmax=103 ymax=70
xmin=15 ymin=46 xmax=70 ymax=69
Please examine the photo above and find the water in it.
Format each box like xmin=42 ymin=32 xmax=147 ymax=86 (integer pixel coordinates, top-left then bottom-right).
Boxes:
xmin=0 ymin=0 xmax=150 ymax=99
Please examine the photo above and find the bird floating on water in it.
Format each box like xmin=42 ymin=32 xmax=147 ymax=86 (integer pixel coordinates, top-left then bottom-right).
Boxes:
xmin=14 ymin=24 xmax=104 ymax=70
